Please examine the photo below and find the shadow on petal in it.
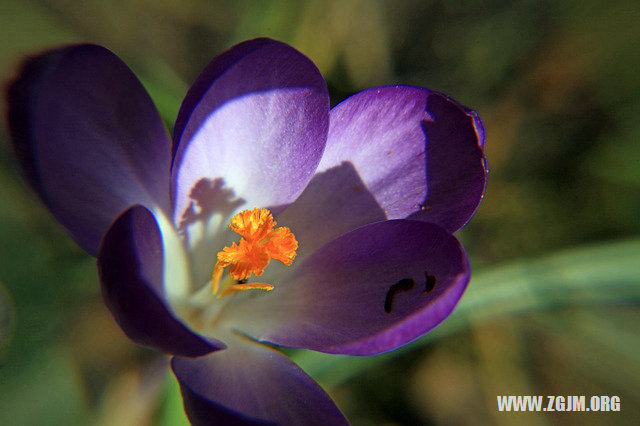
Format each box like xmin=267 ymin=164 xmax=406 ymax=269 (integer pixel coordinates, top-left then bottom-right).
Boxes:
xmin=409 ymin=93 xmax=487 ymax=232
xmin=276 ymin=161 xmax=387 ymax=258
xmin=176 ymin=177 xmax=246 ymax=289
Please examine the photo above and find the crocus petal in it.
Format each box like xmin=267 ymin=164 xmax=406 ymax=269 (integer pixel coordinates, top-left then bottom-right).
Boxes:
xmin=311 ymin=86 xmax=486 ymax=235
xmin=171 ymin=38 xmax=329 ymax=227
xmin=6 ymin=44 xmax=172 ymax=255
xmin=274 ymin=161 xmax=387 ymax=257
xmin=224 ymin=220 xmax=470 ymax=355
xmin=172 ymin=334 xmax=348 ymax=426
xmin=98 ymin=205 xmax=223 ymax=357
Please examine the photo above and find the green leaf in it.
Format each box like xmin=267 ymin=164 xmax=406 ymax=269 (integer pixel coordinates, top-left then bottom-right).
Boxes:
xmin=158 ymin=373 xmax=190 ymax=426
xmin=0 ymin=0 xmax=78 ymax=74
xmin=0 ymin=281 xmax=15 ymax=364
xmin=136 ymin=56 xmax=188 ymax=129
xmin=0 ymin=347 xmax=90 ymax=426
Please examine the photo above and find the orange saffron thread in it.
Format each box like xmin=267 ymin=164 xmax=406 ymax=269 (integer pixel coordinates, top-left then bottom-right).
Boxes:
xmin=212 ymin=208 xmax=297 ymax=297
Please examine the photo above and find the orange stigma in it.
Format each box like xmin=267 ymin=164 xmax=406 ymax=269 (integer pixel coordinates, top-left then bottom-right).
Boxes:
xmin=212 ymin=208 xmax=298 ymax=297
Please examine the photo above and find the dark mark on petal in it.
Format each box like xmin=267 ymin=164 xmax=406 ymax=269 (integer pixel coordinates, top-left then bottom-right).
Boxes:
xmin=384 ymin=278 xmax=415 ymax=313
xmin=423 ymin=272 xmax=437 ymax=293
xmin=237 ymin=279 xmax=248 ymax=284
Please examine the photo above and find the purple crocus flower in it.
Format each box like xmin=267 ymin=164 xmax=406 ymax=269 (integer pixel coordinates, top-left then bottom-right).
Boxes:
xmin=5 ymin=38 xmax=486 ymax=425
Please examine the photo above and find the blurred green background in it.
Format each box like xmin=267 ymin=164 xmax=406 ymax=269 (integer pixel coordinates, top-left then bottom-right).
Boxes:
xmin=1 ymin=0 xmax=639 ymax=425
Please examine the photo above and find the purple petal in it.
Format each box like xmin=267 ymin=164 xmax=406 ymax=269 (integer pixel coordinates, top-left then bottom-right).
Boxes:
xmin=313 ymin=86 xmax=486 ymax=235
xmin=171 ymin=38 xmax=329 ymax=225
xmin=172 ymin=334 xmax=348 ymax=426
xmin=98 ymin=205 xmax=223 ymax=357
xmin=224 ymin=220 xmax=470 ymax=355
xmin=275 ymin=161 xmax=387 ymax=257
xmin=5 ymin=44 xmax=172 ymax=255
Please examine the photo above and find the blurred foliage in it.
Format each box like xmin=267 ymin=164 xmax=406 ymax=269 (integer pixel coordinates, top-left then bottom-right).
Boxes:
xmin=1 ymin=0 xmax=639 ymax=425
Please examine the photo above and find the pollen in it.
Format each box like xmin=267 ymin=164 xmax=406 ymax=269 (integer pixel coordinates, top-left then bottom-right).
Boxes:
xmin=212 ymin=208 xmax=298 ymax=297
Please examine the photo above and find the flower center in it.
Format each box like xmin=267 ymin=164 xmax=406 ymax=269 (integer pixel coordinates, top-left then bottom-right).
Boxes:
xmin=211 ymin=208 xmax=298 ymax=297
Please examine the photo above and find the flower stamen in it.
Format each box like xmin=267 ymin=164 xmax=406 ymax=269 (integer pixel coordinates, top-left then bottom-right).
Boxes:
xmin=212 ymin=208 xmax=297 ymax=297
xmin=219 ymin=283 xmax=274 ymax=297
